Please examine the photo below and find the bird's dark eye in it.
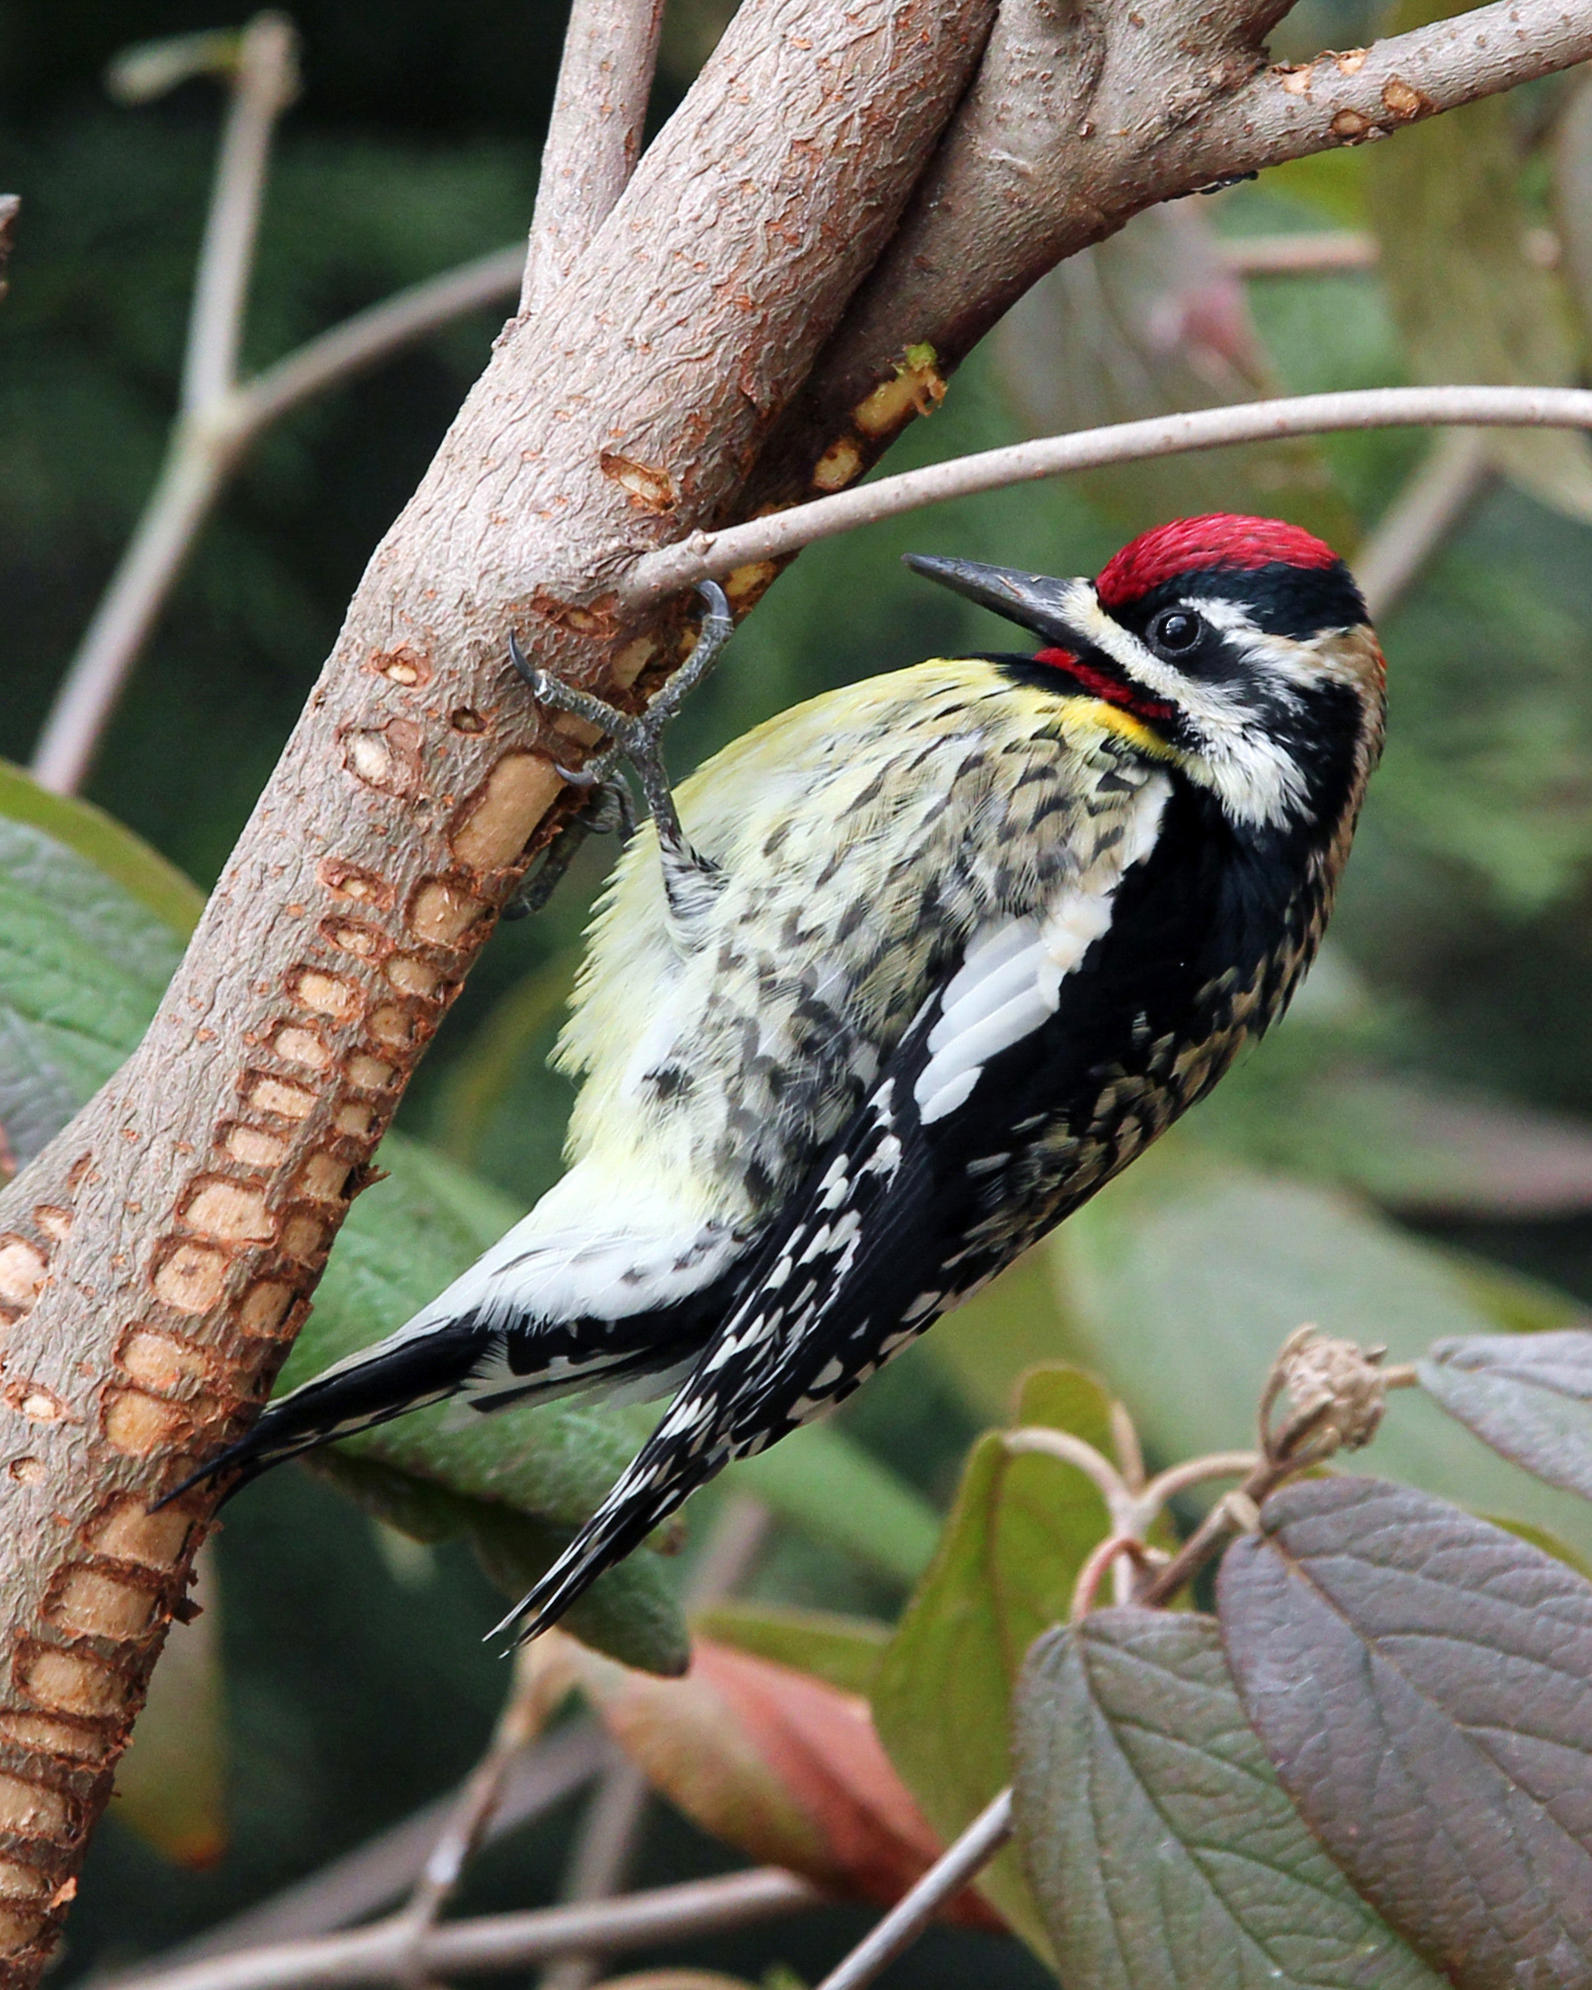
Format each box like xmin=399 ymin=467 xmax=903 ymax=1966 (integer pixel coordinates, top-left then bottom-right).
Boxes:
xmin=1147 ymin=608 xmax=1204 ymax=657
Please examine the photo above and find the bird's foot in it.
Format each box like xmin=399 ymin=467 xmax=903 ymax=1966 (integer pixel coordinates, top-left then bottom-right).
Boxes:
xmin=508 ymin=580 xmax=731 ymax=864
xmin=503 ymin=775 xmax=636 ymax=920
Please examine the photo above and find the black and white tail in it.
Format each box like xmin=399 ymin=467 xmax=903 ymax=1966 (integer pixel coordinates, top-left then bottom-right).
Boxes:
xmin=157 ymin=1317 xmax=503 ymax=1506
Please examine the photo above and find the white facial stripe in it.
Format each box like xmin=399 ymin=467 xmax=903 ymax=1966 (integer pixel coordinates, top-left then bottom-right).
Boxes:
xmin=1055 ymin=581 xmax=1311 ymax=832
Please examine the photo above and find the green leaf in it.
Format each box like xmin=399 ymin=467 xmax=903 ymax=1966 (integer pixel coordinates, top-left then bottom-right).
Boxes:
xmin=728 ymin=1420 xmax=940 ymax=1585
xmin=0 ymin=764 xmax=688 ymax=1671
xmin=1365 ymin=7 xmax=1592 ymax=521
xmin=1052 ymin=1142 xmax=1592 ymax=1558
xmin=872 ymin=1365 xmax=1120 ymax=1959
xmin=693 ymin=1602 xmax=890 ymax=1696
xmin=0 ymin=763 xmax=194 ymax=1167
xmin=1012 ymin=1609 xmax=1444 ymax=1989
xmin=1220 ymin=1478 xmax=1592 ymax=1989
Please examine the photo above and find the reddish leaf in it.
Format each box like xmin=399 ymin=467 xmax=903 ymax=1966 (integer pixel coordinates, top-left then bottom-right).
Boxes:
xmin=547 ymin=1633 xmax=1001 ymax=1924
xmin=1219 ymin=1478 xmax=1592 ymax=1990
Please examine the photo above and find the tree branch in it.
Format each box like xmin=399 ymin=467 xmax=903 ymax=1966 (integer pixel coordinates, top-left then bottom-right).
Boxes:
xmin=812 ymin=1792 xmax=1013 ymax=1990
xmin=522 ymin=0 xmax=667 ymax=316
xmin=100 ymin=1726 xmax=607 ymax=1977
xmin=0 ymin=5 xmax=997 ymax=1977
xmin=1353 ymin=427 xmax=1492 ymax=621
xmin=29 ymin=242 xmax=526 ymax=798
xmin=105 ymin=1870 xmax=822 ymax=1990
xmin=180 ymin=13 xmax=299 ymax=417
xmin=734 ymin=0 xmax=1592 ymax=558
xmin=5 ymin=4 xmax=1588 ymax=1974
xmin=622 ymin=384 xmax=1592 ymax=603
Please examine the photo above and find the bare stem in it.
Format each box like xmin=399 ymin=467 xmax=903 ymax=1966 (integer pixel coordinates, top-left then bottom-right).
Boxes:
xmin=536 ymin=1497 xmax=771 ymax=1990
xmin=181 ymin=13 xmax=298 ymax=415
xmin=522 ymin=0 xmax=667 ymax=315
xmin=619 ymin=385 xmax=1592 ymax=606
xmin=813 ymin=1792 xmax=1013 ymax=1990
xmin=30 ymin=442 xmax=230 ymax=795
xmin=242 ymin=246 xmax=523 ymax=433
xmin=106 ymin=1871 xmax=821 ymax=1990
xmin=1128 ymin=1451 xmax=1261 ymax=1538
xmin=1004 ymin=1426 xmax=1133 ymax=1531
xmin=1222 ymin=230 xmax=1377 ymax=276
xmin=106 ymin=1726 xmax=607 ymax=1976
xmin=397 ymin=1649 xmax=555 ymax=1939
xmin=1354 ymin=428 xmax=1492 ymax=623
xmin=30 ymin=241 xmax=524 ymax=797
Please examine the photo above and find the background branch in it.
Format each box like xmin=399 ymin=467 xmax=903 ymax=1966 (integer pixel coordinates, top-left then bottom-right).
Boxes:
xmin=522 ymin=0 xmax=667 ymax=316
xmin=736 ymin=0 xmax=1592 ymax=554
xmin=180 ymin=14 xmax=299 ymax=416
xmin=107 ymin=1870 xmax=822 ymax=1990
xmin=29 ymin=236 xmax=525 ymax=798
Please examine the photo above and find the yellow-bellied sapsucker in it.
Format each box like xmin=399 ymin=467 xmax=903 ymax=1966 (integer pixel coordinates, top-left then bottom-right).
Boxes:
xmin=169 ymin=514 xmax=1386 ymax=1642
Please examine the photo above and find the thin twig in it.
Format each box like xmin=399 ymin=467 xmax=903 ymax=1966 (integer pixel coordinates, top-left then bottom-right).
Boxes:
xmin=29 ymin=241 xmax=523 ymax=796
xmin=1221 ymin=230 xmax=1377 ymax=277
xmin=1127 ymin=1451 xmax=1260 ymax=1537
xmin=31 ymin=447 xmax=230 ymax=794
xmin=618 ymin=385 xmax=1592 ymax=607
xmin=522 ymin=0 xmax=667 ymax=316
xmin=107 ymin=1871 xmax=822 ymax=1990
xmin=1002 ymin=1427 xmax=1131 ymax=1529
xmin=536 ymin=1498 xmax=771 ymax=1990
xmin=96 ymin=1727 xmax=606 ymax=1980
xmin=397 ymin=1647 xmax=556 ymax=1939
xmin=812 ymin=1792 xmax=1013 ymax=1990
xmin=243 ymin=246 xmax=523 ymax=433
xmin=1353 ymin=428 xmax=1492 ymax=623
xmin=181 ymin=13 xmax=298 ymax=416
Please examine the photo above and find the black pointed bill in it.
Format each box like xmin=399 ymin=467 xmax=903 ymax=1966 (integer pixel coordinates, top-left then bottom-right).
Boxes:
xmin=903 ymin=554 xmax=1094 ymax=649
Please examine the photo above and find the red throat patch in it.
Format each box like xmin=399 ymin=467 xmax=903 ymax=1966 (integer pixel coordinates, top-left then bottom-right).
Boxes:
xmin=1095 ymin=514 xmax=1341 ymax=608
xmin=1033 ymin=648 xmax=1174 ymax=723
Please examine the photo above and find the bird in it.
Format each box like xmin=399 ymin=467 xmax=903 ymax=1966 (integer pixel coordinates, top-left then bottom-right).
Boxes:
xmin=165 ymin=513 xmax=1386 ymax=1644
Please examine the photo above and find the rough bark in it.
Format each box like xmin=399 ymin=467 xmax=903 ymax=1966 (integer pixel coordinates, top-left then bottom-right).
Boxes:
xmin=1 ymin=0 xmax=1589 ymax=1978
xmin=0 ymin=0 xmax=994 ymax=1973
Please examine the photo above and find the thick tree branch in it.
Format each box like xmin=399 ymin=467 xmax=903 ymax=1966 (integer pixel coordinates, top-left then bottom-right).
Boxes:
xmin=522 ymin=0 xmax=667 ymax=316
xmin=0 ymin=4 xmax=996 ymax=1978
xmin=621 ymin=384 xmax=1592 ymax=602
xmin=734 ymin=0 xmax=1592 ymax=556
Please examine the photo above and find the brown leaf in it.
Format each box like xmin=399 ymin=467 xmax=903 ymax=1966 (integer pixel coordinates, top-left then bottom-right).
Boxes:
xmin=548 ymin=1632 xmax=1001 ymax=1924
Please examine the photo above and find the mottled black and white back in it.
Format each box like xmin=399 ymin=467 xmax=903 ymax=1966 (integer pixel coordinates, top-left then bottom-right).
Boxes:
xmin=167 ymin=515 xmax=1384 ymax=1646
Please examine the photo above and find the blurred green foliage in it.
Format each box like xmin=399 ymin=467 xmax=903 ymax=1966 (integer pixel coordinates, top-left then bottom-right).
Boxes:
xmin=7 ymin=3 xmax=1592 ymax=1984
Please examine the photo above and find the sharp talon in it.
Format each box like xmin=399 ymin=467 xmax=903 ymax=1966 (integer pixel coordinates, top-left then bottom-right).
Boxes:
xmin=507 ymin=629 xmax=536 ymax=687
xmin=555 ymin=760 xmax=602 ymax=788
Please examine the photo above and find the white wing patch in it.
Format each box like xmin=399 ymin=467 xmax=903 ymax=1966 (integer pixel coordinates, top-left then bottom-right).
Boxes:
xmin=914 ymin=785 xmax=1168 ymax=1126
